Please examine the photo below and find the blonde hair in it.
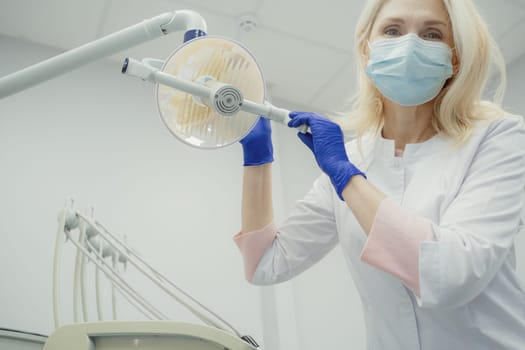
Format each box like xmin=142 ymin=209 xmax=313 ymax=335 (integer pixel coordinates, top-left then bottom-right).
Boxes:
xmin=344 ymin=0 xmax=507 ymax=142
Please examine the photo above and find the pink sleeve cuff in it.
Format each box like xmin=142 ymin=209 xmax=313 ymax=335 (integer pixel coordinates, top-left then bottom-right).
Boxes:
xmin=233 ymin=222 xmax=277 ymax=282
xmin=360 ymin=198 xmax=435 ymax=296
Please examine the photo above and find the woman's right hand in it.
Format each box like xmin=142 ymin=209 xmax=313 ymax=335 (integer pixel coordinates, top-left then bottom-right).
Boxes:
xmin=239 ymin=117 xmax=274 ymax=166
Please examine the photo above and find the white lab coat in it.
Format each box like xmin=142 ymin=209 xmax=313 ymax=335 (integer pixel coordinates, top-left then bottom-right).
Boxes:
xmin=252 ymin=115 xmax=525 ymax=349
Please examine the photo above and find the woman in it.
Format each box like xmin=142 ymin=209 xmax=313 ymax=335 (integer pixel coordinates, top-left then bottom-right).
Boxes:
xmin=235 ymin=0 xmax=525 ymax=348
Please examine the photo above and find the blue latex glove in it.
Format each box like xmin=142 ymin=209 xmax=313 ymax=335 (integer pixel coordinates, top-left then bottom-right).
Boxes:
xmin=239 ymin=117 xmax=274 ymax=166
xmin=288 ymin=111 xmax=366 ymax=200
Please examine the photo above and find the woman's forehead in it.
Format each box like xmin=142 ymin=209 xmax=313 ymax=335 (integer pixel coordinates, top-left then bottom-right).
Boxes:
xmin=375 ymin=0 xmax=450 ymax=24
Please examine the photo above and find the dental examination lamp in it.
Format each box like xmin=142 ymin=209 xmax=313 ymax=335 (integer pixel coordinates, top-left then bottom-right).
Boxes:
xmin=0 ymin=9 xmax=304 ymax=149
xmin=121 ymin=35 xmax=305 ymax=148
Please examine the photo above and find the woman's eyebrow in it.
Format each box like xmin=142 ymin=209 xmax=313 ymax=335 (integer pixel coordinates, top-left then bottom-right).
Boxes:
xmin=423 ymin=20 xmax=449 ymax=27
xmin=379 ymin=17 xmax=449 ymax=27
xmin=380 ymin=17 xmax=405 ymax=24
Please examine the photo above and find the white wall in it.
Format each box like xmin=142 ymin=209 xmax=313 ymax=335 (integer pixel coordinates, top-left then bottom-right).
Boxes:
xmin=505 ymin=56 xmax=525 ymax=117
xmin=505 ymin=54 xmax=525 ymax=279
xmin=0 ymin=34 xmax=274 ymax=346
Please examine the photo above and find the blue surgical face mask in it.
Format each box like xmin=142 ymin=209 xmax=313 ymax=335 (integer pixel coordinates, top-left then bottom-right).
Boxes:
xmin=365 ymin=33 xmax=454 ymax=107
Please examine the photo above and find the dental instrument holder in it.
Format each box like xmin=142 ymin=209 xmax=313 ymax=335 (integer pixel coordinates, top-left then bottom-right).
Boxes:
xmin=43 ymin=321 xmax=258 ymax=350
xmin=53 ymin=201 xmax=259 ymax=349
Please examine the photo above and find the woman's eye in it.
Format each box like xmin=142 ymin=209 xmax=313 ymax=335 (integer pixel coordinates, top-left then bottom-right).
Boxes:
xmin=422 ymin=31 xmax=443 ymax=41
xmin=384 ymin=27 xmax=401 ymax=36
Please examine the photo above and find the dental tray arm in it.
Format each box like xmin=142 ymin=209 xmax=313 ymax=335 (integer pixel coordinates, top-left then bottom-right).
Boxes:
xmin=43 ymin=321 xmax=257 ymax=350
xmin=53 ymin=200 xmax=261 ymax=349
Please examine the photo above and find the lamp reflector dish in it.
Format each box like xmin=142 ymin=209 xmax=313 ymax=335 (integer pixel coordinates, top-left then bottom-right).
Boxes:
xmin=156 ymin=36 xmax=266 ymax=149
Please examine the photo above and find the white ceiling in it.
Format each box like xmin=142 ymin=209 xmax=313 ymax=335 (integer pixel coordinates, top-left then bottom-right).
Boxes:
xmin=1 ymin=0 xmax=525 ymax=113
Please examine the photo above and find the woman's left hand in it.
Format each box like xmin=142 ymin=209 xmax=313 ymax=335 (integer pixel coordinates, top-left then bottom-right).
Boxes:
xmin=288 ymin=111 xmax=366 ymax=200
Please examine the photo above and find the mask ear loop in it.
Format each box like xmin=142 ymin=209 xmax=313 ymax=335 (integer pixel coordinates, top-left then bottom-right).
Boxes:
xmin=360 ymin=39 xmax=372 ymax=70
xmin=451 ymin=46 xmax=460 ymax=76
xmin=441 ymin=45 xmax=459 ymax=91
xmin=361 ymin=38 xmax=385 ymax=132
xmin=434 ymin=44 xmax=458 ymax=120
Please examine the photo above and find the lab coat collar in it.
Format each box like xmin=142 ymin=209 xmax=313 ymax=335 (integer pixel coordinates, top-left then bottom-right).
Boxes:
xmin=375 ymin=132 xmax=448 ymax=160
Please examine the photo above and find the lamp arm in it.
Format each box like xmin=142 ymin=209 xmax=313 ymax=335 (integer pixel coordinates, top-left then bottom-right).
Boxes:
xmin=0 ymin=10 xmax=207 ymax=99
xmin=122 ymin=58 xmax=307 ymax=133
